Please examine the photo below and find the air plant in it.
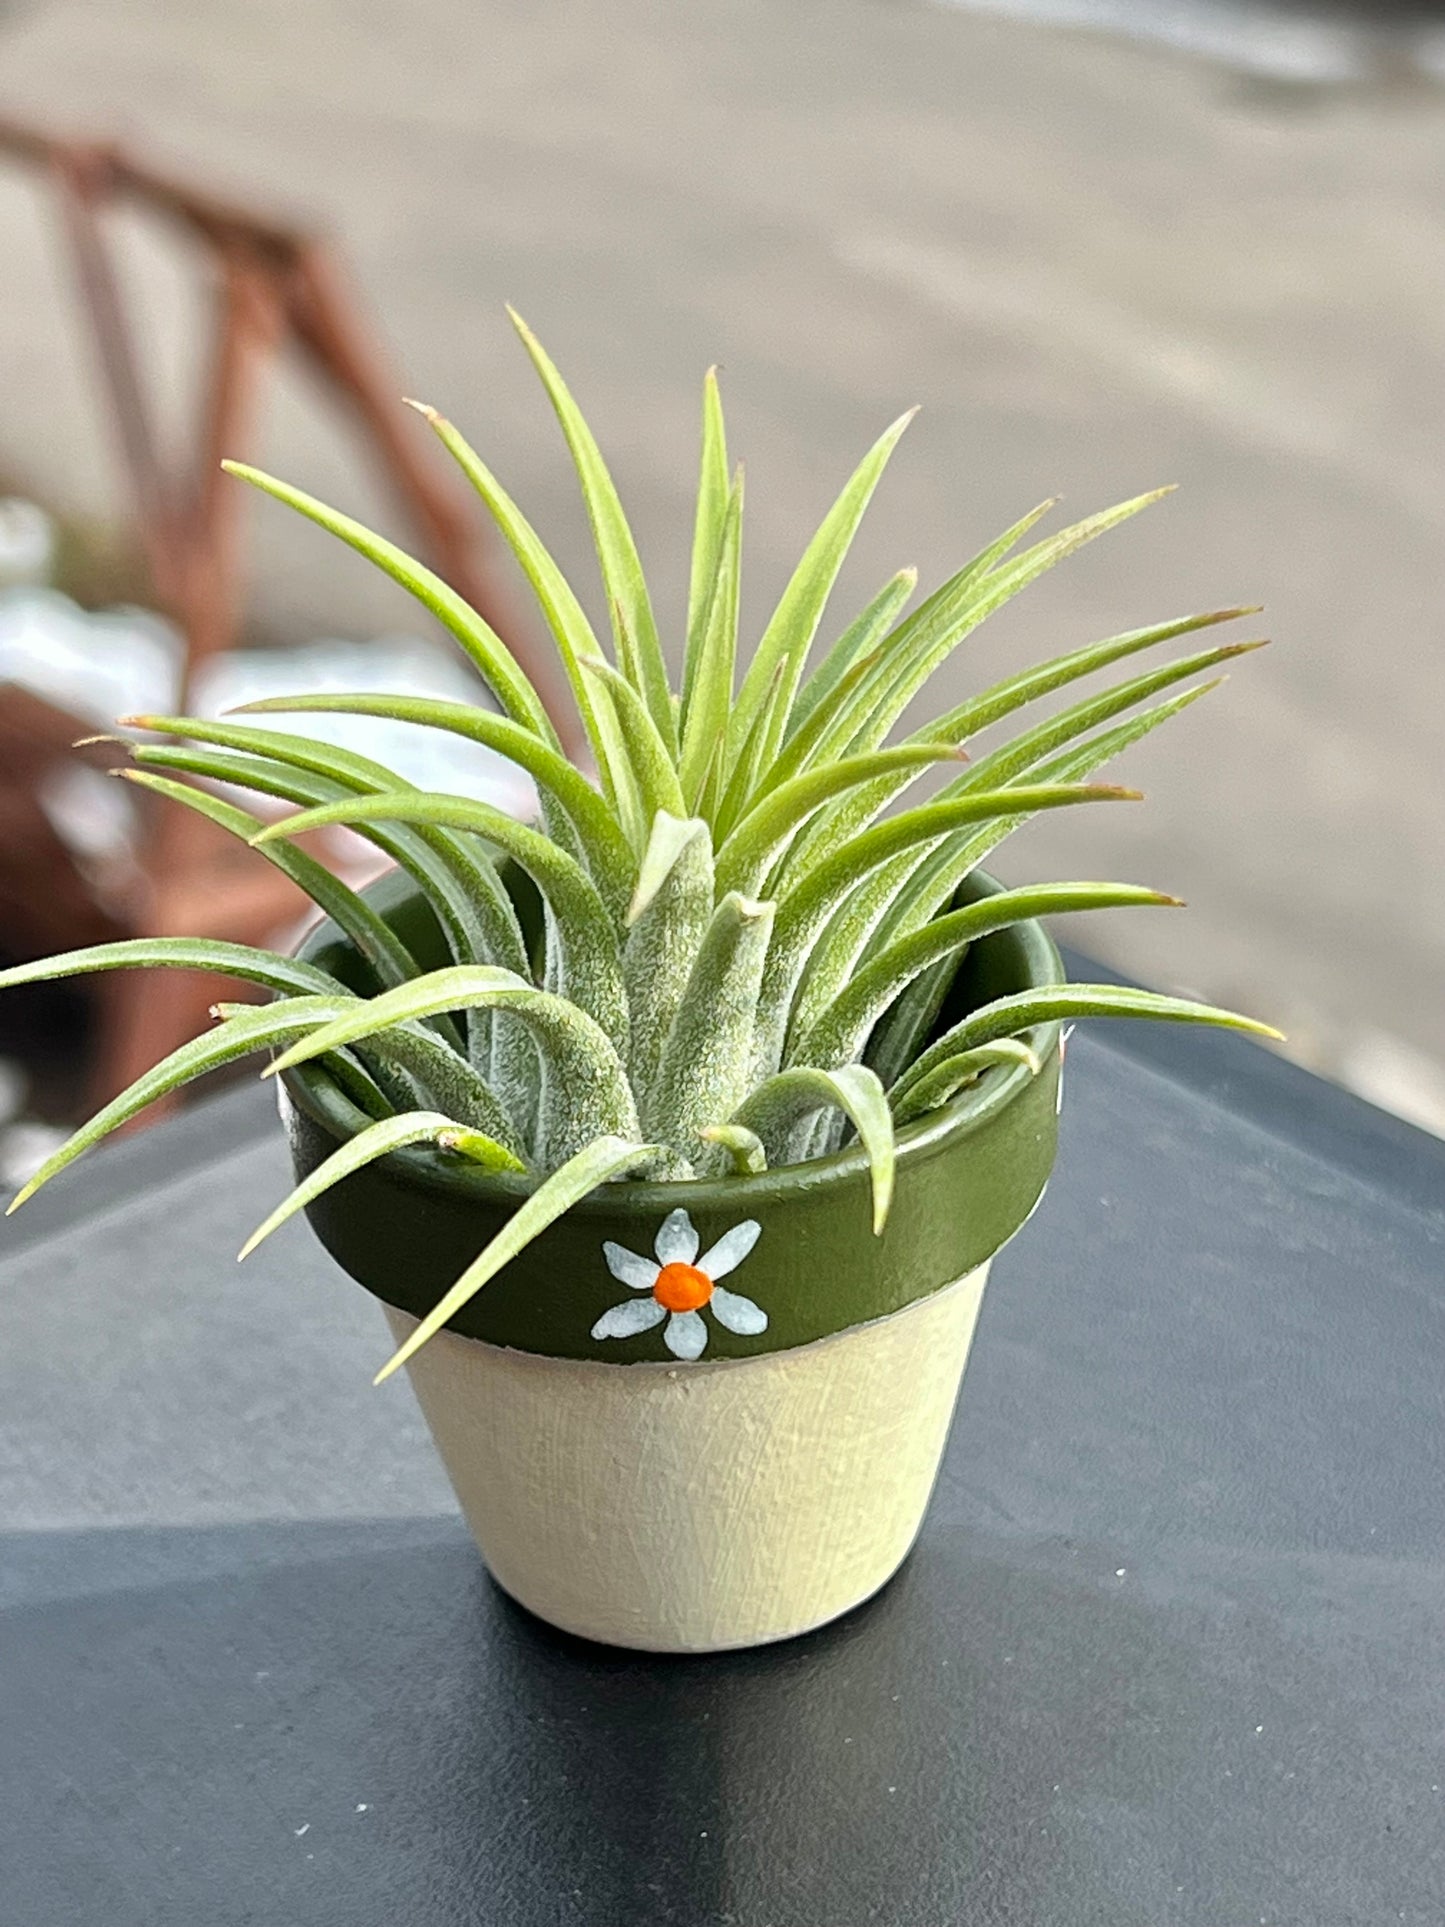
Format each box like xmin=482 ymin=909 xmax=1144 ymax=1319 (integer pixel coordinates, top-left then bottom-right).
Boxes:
xmin=0 ymin=313 xmax=1279 ymax=1383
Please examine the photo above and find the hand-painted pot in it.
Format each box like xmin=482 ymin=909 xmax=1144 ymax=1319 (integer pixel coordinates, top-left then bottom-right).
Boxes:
xmin=281 ymin=869 xmax=1064 ymax=1652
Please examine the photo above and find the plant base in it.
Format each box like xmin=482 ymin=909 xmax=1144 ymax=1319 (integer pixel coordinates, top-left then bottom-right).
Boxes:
xmin=385 ymin=1262 xmax=989 ymax=1653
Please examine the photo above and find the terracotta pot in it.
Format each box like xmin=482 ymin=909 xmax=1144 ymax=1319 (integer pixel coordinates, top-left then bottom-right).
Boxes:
xmin=281 ymin=869 xmax=1064 ymax=1651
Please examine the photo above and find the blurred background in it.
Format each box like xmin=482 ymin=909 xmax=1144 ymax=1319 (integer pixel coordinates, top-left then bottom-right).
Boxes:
xmin=1 ymin=0 xmax=1442 ymax=1178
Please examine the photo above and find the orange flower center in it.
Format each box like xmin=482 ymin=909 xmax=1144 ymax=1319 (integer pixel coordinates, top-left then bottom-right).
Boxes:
xmin=653 ymin=1261 xmax=713 ymax=1313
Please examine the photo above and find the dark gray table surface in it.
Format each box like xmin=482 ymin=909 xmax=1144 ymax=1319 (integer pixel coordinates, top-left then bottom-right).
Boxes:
xmin=1 ymin=1030 xmax=1441 ymax=1927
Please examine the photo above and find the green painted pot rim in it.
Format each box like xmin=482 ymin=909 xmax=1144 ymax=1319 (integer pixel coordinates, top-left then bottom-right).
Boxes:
xmin=281 ymin=868 xmax=1065 ymax=1222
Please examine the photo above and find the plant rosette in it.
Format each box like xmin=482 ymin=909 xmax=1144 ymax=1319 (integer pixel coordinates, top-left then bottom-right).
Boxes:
xmin=0 ymin=314 xmax=1281 ymax=1654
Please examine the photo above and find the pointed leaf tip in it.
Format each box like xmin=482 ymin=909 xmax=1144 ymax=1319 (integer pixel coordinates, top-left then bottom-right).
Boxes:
xmin=731 ymin=893 xmax=774 ymax=920
xmin=626 ymin=812 xmax=711 ymax=927
xmin=237 ymin=1109 xmax=527 ymax=1268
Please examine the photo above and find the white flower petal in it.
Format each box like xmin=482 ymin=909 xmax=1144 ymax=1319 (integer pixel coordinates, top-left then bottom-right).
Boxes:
xmin=663 ymin=1309 xmax=708 ymax=1360
xmin=603 ymin=1241 xmax=660 ymax=1291
xmin=591 ymin=1298 xmax=667 ymax=1341
xmin=697 ymin=1218 xmax=761 ymax=1280
xmin=654 ymin=1207 xmax=699 ymax=1265
xmin=709 ymin=1286 xmax=768 ymax=1336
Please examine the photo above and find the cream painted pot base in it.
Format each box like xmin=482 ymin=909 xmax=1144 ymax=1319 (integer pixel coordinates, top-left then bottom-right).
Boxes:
xmin=384 ymin=1262 xmax=989 ymax=1653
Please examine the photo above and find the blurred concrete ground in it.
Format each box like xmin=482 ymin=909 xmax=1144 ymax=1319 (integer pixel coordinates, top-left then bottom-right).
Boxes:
xmin=0 ymin=0 xmax=1441 ymax=1125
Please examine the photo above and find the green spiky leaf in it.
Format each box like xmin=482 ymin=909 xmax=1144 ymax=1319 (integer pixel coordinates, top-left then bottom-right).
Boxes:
xmin=627 ymin=812 xmax=711 ymax=927
xmin=756 ymin=784 xmax=1137 ymax=1079
xmin=682 ymin=366 xmax=731 ymax=717
xmin=784 ymin=568 xmax=917 ymax=746
xmin=731 ymin=1064 xmax=895 ymax=1234
xmin=580 ymin=653 xmax=686 ymax=832
xmin=698 ymin=1123 xmax=768 ymax=1175
xmin=265 ymin=966 xmax=638 ymax=1166
xmin=252 ymin=791 xmax=627 ymax=1054
xmin=229 ymin=690 xmax=636 ymax=920
xmin=727 ymin=410 xmax=916 ymax=767
xmin=716 ymin=744 xmax=965 ymax=899
xmin=890 ymin=1041 xmax=1042 ymax=1126
xmin=373 ymin=1135 xmax=670 ymax=1384
xmin=239 ymin=1109 xmax=525 ymax=1262
xmin=124 ymin=718 xmax=529 ymax=980
xmin=510 ymin=309 xmax=676 ymax=751
xmin=891 ymin=985 xmax=1284 ymax=1114
xmin=406 ymin=403 xmax=646 ymax=845
xmin=5 ymin=999 xmax=366 ymax=1213
xmin=679 ymin=468 xmax=743 ymax=807
xmin=793 ymin=883 xmax=1180 ymax=1070
xmin=118 ymin=769 xmax=420 ymax=990
xmin=0 ymin=937 xmax=338 ymax=1003
xmin=221 ymin=463 xmax=555 ymax=739
xmin=645 ymin=892 xmax=775 ymax=1156
xmin=241 ymin=994 xmax=518 ymax=1144
xmin=624 ymin=815 xmax=715 ymax=1114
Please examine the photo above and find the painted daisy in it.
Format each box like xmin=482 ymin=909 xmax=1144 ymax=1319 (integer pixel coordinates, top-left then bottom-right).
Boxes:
xmin=590 ymin=1208 xmax=767 ymax=1360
